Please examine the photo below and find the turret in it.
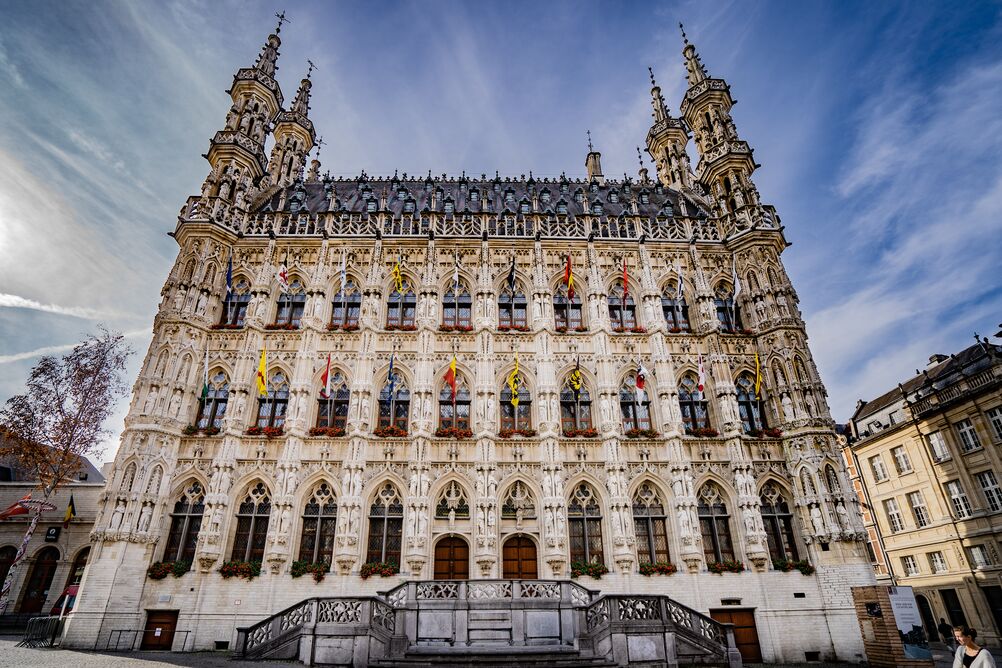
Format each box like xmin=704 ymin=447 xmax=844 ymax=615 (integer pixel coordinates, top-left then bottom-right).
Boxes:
xmin=267 ymin=65 xmax=317 ymax=188
xmin=644 ymin=67 xmax=692 ymax=190
xmin=584 ymin=131 xmax=604 ymax=184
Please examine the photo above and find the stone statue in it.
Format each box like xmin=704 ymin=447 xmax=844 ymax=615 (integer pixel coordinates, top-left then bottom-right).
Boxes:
xmin=109 ymin=500 xmax=126 ymax=531
xmin=782 ymin=393 xmax=795 ymax=422
xmin=835 ymin=502 xmax=850 ymax=530
xmin=677 ymin=507 xmax=693 ymax=538
xmin=487 ymin=470 xmax=498 ymax=499
xmin=742 ymin=507 xmax=758 ymax=536
xmin=810 ymin=505 xmax=825 ymax=535
xmin=735 ymin=470 xmax=755 ymax=498
xmin=279 ymin=506 xmax=291 ymax=534
xmin=600 ymin=396 xmax=612 ymax=425
xmin=137 ymin=504 xmax=153 ymax=533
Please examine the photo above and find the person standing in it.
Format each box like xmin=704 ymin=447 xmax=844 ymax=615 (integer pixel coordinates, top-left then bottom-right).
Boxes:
xmin=952 ymin=626 xmax=996 ymax=668
xmin=941 ymin=618 xmax=957 ymax=646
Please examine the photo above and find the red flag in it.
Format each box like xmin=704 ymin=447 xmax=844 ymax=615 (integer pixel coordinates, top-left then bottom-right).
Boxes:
xmin=564 ymin=255 xmax=575 ymax=300
xmin=444 ymin=356 xmax=458 ymax=400
xmin=622 ymin=257 xmax=629 ymax=298
xmin=0 ymin=494 xmax=31 ymax=520
xmin=321 ymin=353 xmax=331 ymax=398
xmin=697 ymin=353 xmax=706 ymax=400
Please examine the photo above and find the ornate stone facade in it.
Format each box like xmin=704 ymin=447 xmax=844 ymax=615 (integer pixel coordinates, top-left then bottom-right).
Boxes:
xmin=63 ymin=20 xmax=873 ymax=663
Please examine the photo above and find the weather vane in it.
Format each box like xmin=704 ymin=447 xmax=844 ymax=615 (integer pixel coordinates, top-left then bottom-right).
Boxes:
xmin=587 ymin=130 xmax=593 ymax=153
xmin=315 ymin=135 xmax=326 ymax=159
xmin=306 ymin=58 xmax=317 ymax=78
xmin=275 ymin=10 xmax=290 ymax=34
xmin=679 ymin=22 xmax=688 ymax=45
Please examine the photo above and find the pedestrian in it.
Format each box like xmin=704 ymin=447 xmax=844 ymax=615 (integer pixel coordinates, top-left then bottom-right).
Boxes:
xmin=952 ymin=626 xmax=996 ymax=668
xmin=940 ymin=618 xmax=957 ymax=646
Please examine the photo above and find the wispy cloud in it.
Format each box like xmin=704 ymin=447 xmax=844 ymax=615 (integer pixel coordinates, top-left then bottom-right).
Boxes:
xmin=0 ymin=329 xmax=149 ymax=366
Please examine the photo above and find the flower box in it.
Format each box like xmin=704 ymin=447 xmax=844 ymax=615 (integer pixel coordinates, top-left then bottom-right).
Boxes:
xmin=499 ymin=428 xmax=537 ymax=439
xmin=245 ymin=426 xmax=284 ymax=438
xmin=211 ymin=323 xmax=242 ymax=330
xmin=184 ymin=425 xmax=221 ymax=437
xmin=555 ymin=326 xmax=568 ymax=333
xmin=773 ymin=558 xmax=815 ymax=575
xmin=265 ymin=323 xmax=299 ymax=331
xmin=360 ymin=561 xmax=398 ymax=579
xmin=686 ymin=427 xmax=719 ymax=438
xmin=327 ymin=323 xmax=359 ymax=332
xmin=497 ymin=325 xmax=530 ymax=333
xmin=625 ymin=428 xmax=659 ymax=439
xmin=291 ymin=560 xmax=329 ymax=583
xmin=434 ymin=426 xmax=473 ymax=439
xmin=220 ymin=560 xmax=261 ymax=579
xmin=563 ymin=428 xmax=599 ymax=438
xmin=748 ymin=427 xmax=783 ymax=439
xmin=630 ymin=327 xmax=648 ymax=334
xmin=439 ymin=325 xmax=473 ymax=333
xmin=570 ymin=561 xmax=609 ymax=579
xmin=147 ymin=560 xmax=190 ymax=580
xmin=182 ymin=425 xmax=198 ymax=436
xmin=639 ymin=561 xmax=677 ymax=576
xmin=309 ymin=426 xmax=346 ymax=437
xmin=668 ymin=327 xmax=683 ymax=334
xmin=385 ymin=324 xmax=417 ymax=332
xmin=374 ymin=425 xmax=408 ymax=438
xmin=707 ymin=560 xmax=745 ymax=574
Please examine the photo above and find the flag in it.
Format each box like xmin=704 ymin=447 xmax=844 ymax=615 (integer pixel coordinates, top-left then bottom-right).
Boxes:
xmin=0 ymin=494 xmax=30 ymax=520
xmin=256 ymin=347 xmax=268 ymax=396
xmin=564 ymin=254 xmax=575 ymax=300
xmin=507 ymin=352 xmax=521 ymax=408
xmin=200 ymin=344 xmax=210 ymax=400
xmin=339 ymin=248 xmax=347 ymax=294
xmin=63 ymin=495 xmax=76 ymax=529
xmin=391 ymin=255 xmax=404 ymax=292
xmin=453 ymin=250 xmax=461 ymax=293
xmin=635 ymin=360 xmax=651 ymax=402
xmin=731 ymin=255 xmax=741 ymax=301
xmin=754 ymin=352 xmax=762 ymax=399
xmin=321 ymin=352 xmax=332 ymax=398
xmin=444 ymin=355 xmax=457 ymax=400
xmin=388 ymin=354 xmax=396 ymax=398
xmin=697 ymin=353 xmax=706 ymax=401
xmin=275 ymin=253 xmax=290 ymax=293
xmin=675 ymin=260 xmax=684 ymax=300
xmin=622 ymin=256 xmax=629 ymax=298
xmin=225 ymin=249 xmax=233 ymax=301
xmin=569 ymin=356 xmax=583 ymax=401
xmin=506 ymin=254 xmax=517 ymax=293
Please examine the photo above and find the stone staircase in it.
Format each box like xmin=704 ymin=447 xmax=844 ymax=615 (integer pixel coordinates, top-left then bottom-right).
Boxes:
xmin=234 ymin=579 xmax=742 ymax=668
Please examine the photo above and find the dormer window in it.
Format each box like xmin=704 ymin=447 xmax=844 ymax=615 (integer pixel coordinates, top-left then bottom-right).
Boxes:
xmin=366 ymin=199 xmax=377 ymax=213
xmin=654 ymin=184 xmax=664 ymax=195
xmin=444 ymin=200 xmax=455 ymax=214
xmin=589 ymin=182 xmax=599 ymax=193
xmin=520 ymin=202 xmax=530 ymax=214
xmin=640 ymin=192 xmax=650 ymax=205
xmin=591 ymin=202 xmax=603 ymax=215
xmin=493 ymin=182 xmax=501 ymax=193
xmin=608 ymin=191 xmax=619 ymax=203
xmin=403 ymin=200 xmax=415 ymax=213
xmin=470 ymin=189 xmax=480 ymax=202
xmin=574 ymin=190 xmax=584 ymax=203
xmin=560 ymin=182 xmax=569 ymax=194
xmin=556 ymin=201 xmax=568 ymax=214
xmin=505 ymin=190 xmax=515 ymax=204
xmin=541 ymin=190 xmax=551 ymax=204
xmin=397 ymin=188 xmax=407 ymax=200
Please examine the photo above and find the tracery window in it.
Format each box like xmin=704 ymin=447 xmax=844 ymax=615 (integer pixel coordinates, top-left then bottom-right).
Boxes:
xmin=661 ymin=282 xmax=690 ymax=331
xmin=697 ymin=483 xmax=735 ymax=563
xmin=714 ymin=285 xmax=739 ymax=332
xmin=196 ymin=371 xmax=229 ymax=429
xmin=619 ymin=377 xmax=651 ymax=432
xmin=824 ymin=465 xmax=841 ymax=496
xmin=608 ymin=282 xmax=636 ymax=330
xmin=256 ymin=371 xmax=289 ymax=428
xmin=498 ymin=284 xmax=528 ymax=329
xmin=386 ymin=280 xmax=416 ymax=328
xmin=66 ymin=547 xmax=90 ymax=586
xmin=439 ymin=374 xmax=471 ymax=431
xmin=163 ymin=481 xmax=204 ymax=564
xmin=435 ymin=481 xmax=470 ymax=519
xmin=231 ymin=482 xmax=271 ymax=562
xmin=632 ymin=482 xmax=670 ymax=564
xmin=560 ymin=375 xmax=592 ymax=433
xmin=568 ymin=483 xmax=604 ymax=565
xmin=378 ymin=375 xmax=410 ymax=431
xmin=316 ymin=372 xmax=350 ymax=429
xmin=298 ymin=482 xmax=337 ymax=565
xmin=760 ymin=483 xmax=799 ymax=562
xmin=367 ymin=483 xmax=404 ymax=565
xmin=275 ymin=279 xmax=307 ymax=327
xmin=553 ymin=285 xmax=582 ymax=330
xmin=442 ymin=281 xmax=472 ymax=328
xmin=501 ymin=481 xmax=536 ymax=519
xmin=220 ymin=279 xmax=251 ymax=326
xmin=735 ymin=374 xmax=766 ymax=433
xmin=500 ymin=380 xmax=532 ymax=431
xmin=331 ymin=278 xmax=361 ymax=328
xmin=678 ymin=375 xmax=709 ymax=432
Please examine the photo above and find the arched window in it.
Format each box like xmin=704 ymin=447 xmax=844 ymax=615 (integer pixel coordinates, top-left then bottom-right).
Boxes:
xmin=435 ymin=481 xmax=470 ymax=518
xmin=735 ymin=375 xmax=765 ymax=433
xmin=386 ymin=280 xmax=416 ymax=328
xmin=220 ymin=279 xmax=251 ymax=327
xmin=560 ymin=374 xmax=592 ymax=434
xmin=367 ymin=483 xmax=404 ymax=565
xmin=378 ymin=375 xmax=410 ymax=431
xmin=231 ymin=482 xmax=271 ymax=562
xmin=678 ymin=375 xmax=709 ymax=433
xmin=299 ymin=482 xmax=337 ymax=565
xmin=331 ymin=278 xmax=361 ymax=328
xmin=553 ymin=285 xmax=582 ymax=330
xmin=498 ymin=283 xmax=528 ymax=329
xmin=697 ymin=483 xmax=735 ymax=563
xmin=501 ymin=481 xmax=536 ymax=519
xmin=633 ymin=482 xmax=670 ymax=564
xmin=256 ymin=371 xmax=289 ymax=428
xmin=568 ymin=483 xmax=604 ymax=565
xmin=442 ymin=281 xmax=472 ymax=328
xmin=500 ymin=378 xmax=532 ymax=431
xmin=121 ymin=462 xmax=137 ymax=493
xmin=163 ymin=481 xmax=204 ymax=564
xmin=760 ymin=483 xmax=799 ymax=562
xmin=0 ymin=546 xmax=17 ymax=593
xmin=619 ymin=377 xmax=651 ymax=432
xmin=66 ymin=547 xmax=90 ymax=586
xmin=661 ymin=282 xmax=690 ymax=332
xmin=317 ymin=372 xmax=350 ymax=430
xmin=714 ymin=285 xmax=739 ymax=332
xmin=275 ymin=279 xmax=307 ymax=327
xmin=824 ymin=465 xmax=841 ymax=496
xmin=608 ymin=282 xmax=636 ymax=330
xmin=196 ymin=371 xmax=229 ymax=429
xmin=439 ymin=374 xmax=471 ymax=431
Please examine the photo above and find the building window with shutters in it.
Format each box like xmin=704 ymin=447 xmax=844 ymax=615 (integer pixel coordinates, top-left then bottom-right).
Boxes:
xmin=869 ymin=455 xmax=889 ymax=482
xmin=900 ymin=555 xmax=919 ymax=576
xmin=986 ymin=407 xmax=1002 ymax=441
xmin=908 ymin=491 xmax=930 ymax=527
xmin=928 ymin=551 xmax=948 ymax=573
xmin=891 ymin=446 xmax=912 ymax=474
xmin=926 ymin=431 xmax=950 ymax=462
xmin=975 ymin=470 xmax=1002 ymax=512
xmin=560 ymin=374 xmax=592 ymax=434
xmin=256 ymin=371 xmax=290 ymax=428
xmin=884 ymin=498 xmax=905 ymax=532
xmin=386 ymin=280 xmax=416 ymax=329
xmin=331 ymin=279 xmax=361 ymax=328
xmin=274 ymin=279 xmax=307 ymax=328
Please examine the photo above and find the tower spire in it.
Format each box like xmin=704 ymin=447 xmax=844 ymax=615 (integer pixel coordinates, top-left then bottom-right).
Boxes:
xmin=679 ymin=22 xmax=708 ymax=87
xmin=268 ymin=61 xmax=318 ymax=187
xmin=585 ymin=131 xmax=604 ymax=184
xmin=648 ymin=66 xmax=670 ymax=124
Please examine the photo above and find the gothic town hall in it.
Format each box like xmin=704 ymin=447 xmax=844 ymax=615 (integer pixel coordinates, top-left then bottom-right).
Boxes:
xmin=62 ymin=18 xmax=875 ymax=667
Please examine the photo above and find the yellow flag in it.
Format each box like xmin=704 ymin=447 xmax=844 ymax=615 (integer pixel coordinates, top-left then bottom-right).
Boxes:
xmin=256 ymin=347 xmax=268 ymax=396
xmin=507 ymin=353 xmax=520 ymax=408
xmin=391 ymin=258 xmax=403 ymax=293
xmin=754 ymin=352 xmax=762 ymax=399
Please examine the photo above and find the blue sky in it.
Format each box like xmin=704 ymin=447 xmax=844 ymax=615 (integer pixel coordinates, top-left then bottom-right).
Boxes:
xmin=1 ymin=1 xmax=1001 ymax=461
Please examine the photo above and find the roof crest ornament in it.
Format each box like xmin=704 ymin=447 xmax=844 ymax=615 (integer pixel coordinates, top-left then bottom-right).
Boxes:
xmin=275 ymin=10 xmax=290 ymax=34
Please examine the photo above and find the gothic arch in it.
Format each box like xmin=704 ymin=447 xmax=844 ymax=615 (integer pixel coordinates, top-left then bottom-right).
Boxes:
xmin=693 ymin=475 xmax=738 ymax=507
xmin=428 ymin=474 xmax=473 ymax=504
xmin=152 ymin=347 xmax=172 ymax=377
xmin=627 ymin=475 xmax=672 ymax=501
xmin=327 ymin=271 xmax=361 ymax=295
xmin=432 ymin=478 xmax=472 ymax=519
xmin=492 ymin=270 xmax=529 ymax=295
xmin=144 ymin=464 xmax=166 ymax=496
xmin=180 ymin=257 xmax=197 ymax=284
xmin=362 ymin=474 xmax=408 ymax=507
xmin=756 ymin=475 xmax=794 ymax=498
xmin=383 ymin=268 xmax=419 ymax=295
xmin=499 ymin=477 xmax=540 ymax=518
xmin=795 ymin=465 xmax=820 ymax=497
xmin=169 ymin=474 xmax=209 ymax=500
xmin=438 ymin=271 xmax=475 ymax=295
xmin=296 ymin=472 xmax=344 ymax=503
xmin=659 ymin=274 xmax=691 ymax=296
xmin=230 ymin=473 xmax=277 ymax=503
xmin=119 ymin=460 xmax=139 ymax=494
xmin=310 ymin=362 xmax=353 ymax=387
xmin=200 ymin=261 xmax=219 ymax=289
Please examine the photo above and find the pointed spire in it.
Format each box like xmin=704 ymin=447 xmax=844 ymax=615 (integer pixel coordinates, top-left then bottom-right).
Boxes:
xmin=679 ymin=23 xmax=708 ymax=87
xmin=291 ymin=73 xmax=312 ymax=116
xmin=637 ymin=147 xmax=650 ymax=183
xmin=648 ymin=66 xmax=670 ymax=124
xmin=253 ymin=15 xmax=287 ymax=78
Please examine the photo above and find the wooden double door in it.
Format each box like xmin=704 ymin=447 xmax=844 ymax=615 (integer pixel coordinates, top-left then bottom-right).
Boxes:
xmin=434 ymin=537 xmax=469 ymax=580
xmin=141 ymin=610 xmax=178 ymax=650
xmin=502 ymin=536 xmax=537 ymax=579
xmin=710 ymin=608 xmax=761 ymax=663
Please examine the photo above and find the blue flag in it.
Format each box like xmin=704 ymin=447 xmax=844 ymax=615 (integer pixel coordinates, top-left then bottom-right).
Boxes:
xmin=225 ymin=250 xmax=233 ymax=300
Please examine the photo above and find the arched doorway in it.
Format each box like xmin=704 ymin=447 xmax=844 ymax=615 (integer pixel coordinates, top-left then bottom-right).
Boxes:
xmin=66 ymin=547 xmax=90 ymax=587
xmin=502 ymin=535 xmax=537 ymax=579
xmin=433 ymin=536 xmax=469 ymax=580
xmin=916 ymin=594 xmax=937 ymax=643
xmin=19 ymin=547 xmax=59 ymax=614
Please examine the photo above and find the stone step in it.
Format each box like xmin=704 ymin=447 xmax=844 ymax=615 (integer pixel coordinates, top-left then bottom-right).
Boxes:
xmin=369 ymin=650 xmax=618 ymax=668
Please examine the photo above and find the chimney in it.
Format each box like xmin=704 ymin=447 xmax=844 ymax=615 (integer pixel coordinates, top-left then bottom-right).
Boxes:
xmin=585 ymin=130 xmax=604 ymax=184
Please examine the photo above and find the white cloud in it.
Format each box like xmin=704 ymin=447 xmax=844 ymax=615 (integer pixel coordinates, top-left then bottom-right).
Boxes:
xmin=0 ymin=293 xmax=123 ymax=320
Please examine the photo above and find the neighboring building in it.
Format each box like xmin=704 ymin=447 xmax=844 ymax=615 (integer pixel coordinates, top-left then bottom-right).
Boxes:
xmin=844 ymin=337 xmax=1002 ymax=645
xmin=0 ymin=451 xmax=104 ymax=617
xmin=62 ymin=19 xmax=873 ymax=664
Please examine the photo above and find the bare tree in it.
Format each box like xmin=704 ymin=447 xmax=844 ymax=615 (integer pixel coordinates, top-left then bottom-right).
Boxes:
xmin=0 ymin=328 xmax=131 ymax=613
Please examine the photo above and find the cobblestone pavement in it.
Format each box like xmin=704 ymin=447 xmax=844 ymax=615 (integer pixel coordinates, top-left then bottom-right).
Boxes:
xmin=0 ymin=635 xmax=297 ymax=668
